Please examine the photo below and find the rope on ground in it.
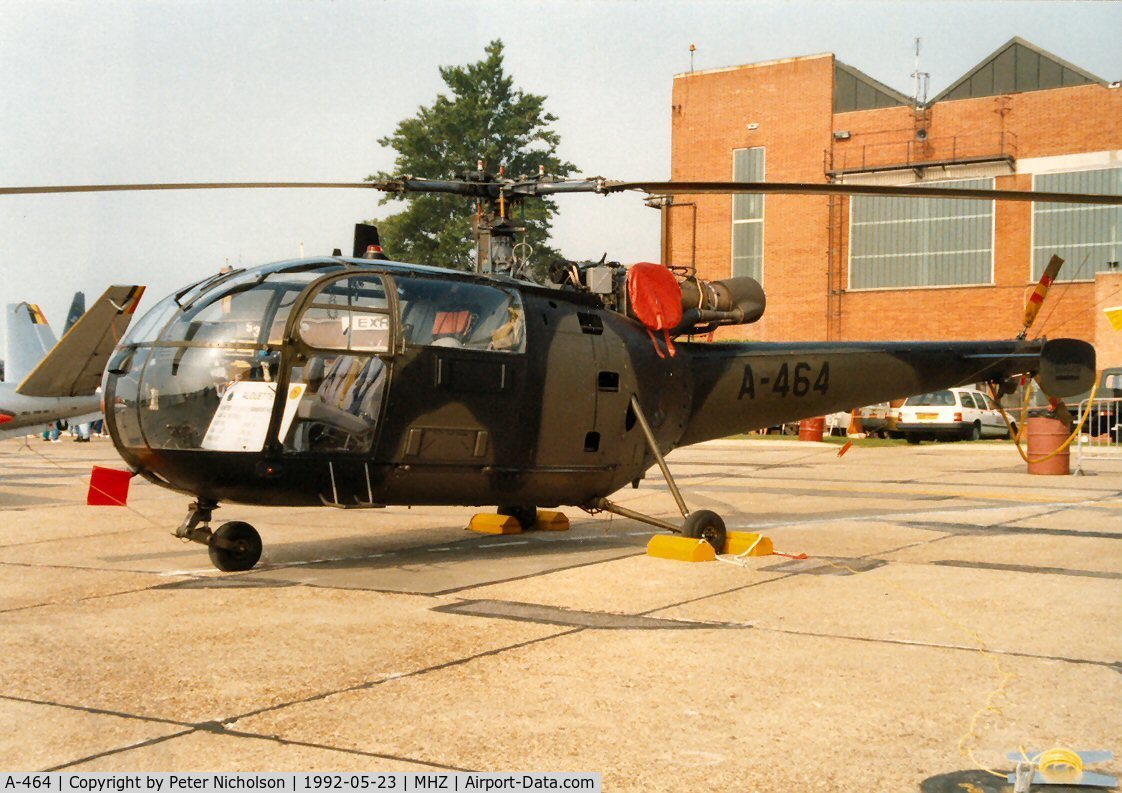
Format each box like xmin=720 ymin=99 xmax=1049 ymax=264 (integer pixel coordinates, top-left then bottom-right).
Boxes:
xmin=819 ymin=556 xmax=1016 ymax=778
xmin=715 ymin=533 xmax=763 ymax=568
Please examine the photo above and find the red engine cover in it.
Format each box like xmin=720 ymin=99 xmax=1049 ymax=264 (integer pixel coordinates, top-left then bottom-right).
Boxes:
xmin=627 ymin=263 xmax=682 ymax=331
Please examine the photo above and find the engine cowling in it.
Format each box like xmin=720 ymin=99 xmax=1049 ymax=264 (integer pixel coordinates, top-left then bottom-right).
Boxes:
xmin=673 ymin=275 xmax=766 ymax=333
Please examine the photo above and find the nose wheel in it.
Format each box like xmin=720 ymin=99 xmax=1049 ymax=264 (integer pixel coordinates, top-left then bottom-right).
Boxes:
xmin=175 ymin=500 xmax=263 ymax=572
xmin=208 ymin=521 xmax=263 ymax=572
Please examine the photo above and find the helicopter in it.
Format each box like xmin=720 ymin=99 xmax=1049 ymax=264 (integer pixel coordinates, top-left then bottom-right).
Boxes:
xmin=3 ymin=170 xmax=1116 ymax=571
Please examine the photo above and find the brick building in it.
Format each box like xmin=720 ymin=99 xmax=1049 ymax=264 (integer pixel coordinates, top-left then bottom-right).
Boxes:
xmin=666 ymin=38 xmax=1122 ymax=365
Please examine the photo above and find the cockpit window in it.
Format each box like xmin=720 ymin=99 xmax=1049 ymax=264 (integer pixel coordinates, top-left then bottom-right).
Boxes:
xmin=162 ymin=287 xmax=279 ymax=345
xmin=119 ymin=294 xmax=180 ymax=346
xmin=297 ymin=274 xmax=392 ymax=353
xmin=157 ymin=266 xmax=354 ymax=348
xmin=396 ymin=277 xmax=525 ymax=353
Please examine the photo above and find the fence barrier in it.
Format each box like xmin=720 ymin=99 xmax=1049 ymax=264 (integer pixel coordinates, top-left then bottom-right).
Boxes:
xmin=1075 ymin=396 xmax=1122 ymax=474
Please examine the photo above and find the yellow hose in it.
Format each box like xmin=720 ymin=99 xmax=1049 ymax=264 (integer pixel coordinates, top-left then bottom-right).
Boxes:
xmin=988 ymin=373 xmax=1099 ymax=465
xmin=1020 ymin=745 xmax=1085 ymax=783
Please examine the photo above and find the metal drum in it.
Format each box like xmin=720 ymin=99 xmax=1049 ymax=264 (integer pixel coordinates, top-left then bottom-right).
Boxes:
xmin=799 ymin=416 xmax=825 ymax=442
xmin=1026 ymin=416 xmax=1070 ymax=475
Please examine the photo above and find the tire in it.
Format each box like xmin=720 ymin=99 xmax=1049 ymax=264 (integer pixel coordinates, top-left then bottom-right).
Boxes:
xmin=208 ymin=521 xmax=262 ymax=572
xmin=969 ymin=422 xmax=981 ymax=441
xmin=906 ymin=434 xmax=921 ymax=445
xmin=681 ymin=510 xmax=726 ymax=554
xmin=1007 ymin=422 xmax=1018 ymax=441
xmin=498 ymin=505 xmax=537 ymax=531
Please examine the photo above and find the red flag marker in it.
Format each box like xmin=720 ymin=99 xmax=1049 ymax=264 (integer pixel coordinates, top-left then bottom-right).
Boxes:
xmin=87 ymin=466 xmax=133 ymax=506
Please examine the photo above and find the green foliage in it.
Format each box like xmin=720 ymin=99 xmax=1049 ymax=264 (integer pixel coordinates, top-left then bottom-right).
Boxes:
xmin=369 ymin=40 xmax=576 ymax=270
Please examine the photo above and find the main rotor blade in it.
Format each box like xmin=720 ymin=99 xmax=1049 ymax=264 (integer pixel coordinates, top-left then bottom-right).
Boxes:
xmin=606 ymin=180 xmax=1122 ymax=206
xmin=6 ymin=178 xmax=1119 ymax=206
xmin=0 ymin=182 xmax=382 ymax=196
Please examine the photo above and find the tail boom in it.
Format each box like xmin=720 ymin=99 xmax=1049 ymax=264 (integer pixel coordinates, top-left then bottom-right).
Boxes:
xmin=677 ymin=338 xmax=1069 ymax=447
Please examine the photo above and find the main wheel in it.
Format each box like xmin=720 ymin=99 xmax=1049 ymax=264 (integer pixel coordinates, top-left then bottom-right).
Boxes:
xmin=681 ymin=510 xmax=727 ymax=554
xmin=906 ymin=434 xmax=921 ymax=445
xmin=498 ymin=505 xmax=537 ymax=531
xmin=968 ymin=422 xmax=982 ymax=441
xmin=208 ymin=521 xmax=262 ymax=572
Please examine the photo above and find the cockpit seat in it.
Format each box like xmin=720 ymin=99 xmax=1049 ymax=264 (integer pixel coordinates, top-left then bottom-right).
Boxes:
xmin=431 ymin=310 xmax=477 ymax=346
xmin=293 ymin=354 xmax=386 ymax=446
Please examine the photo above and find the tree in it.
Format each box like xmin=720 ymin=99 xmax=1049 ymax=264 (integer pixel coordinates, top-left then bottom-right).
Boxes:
xmin=369 ymin=40 xmax=576 ymax=270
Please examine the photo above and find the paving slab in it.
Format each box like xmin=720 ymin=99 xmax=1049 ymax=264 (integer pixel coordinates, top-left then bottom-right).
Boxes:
xmin=66 ymin=729 xmax=455 ymax=772
xmin=755 ymin=520 xmax=946 ymax=557
xmin=0 ymin=564 xmax=167 ymax=613
xmin=656 ymin=562 xmax=1122 ymax=664
xmin=0 ymin=697 xmax=183 ymax=771
xmin=237 ymin=629 xmax=1121 ymax=791
xmin=1002 ymin=506 xmax=1122 ymax=534
xmin=0 ymin=587 xmax=558 ymax=725
xmin=460 ymin=552 xmax=784 ymax=615
xmin=883 ymin=532 xmax=1122 ymax=576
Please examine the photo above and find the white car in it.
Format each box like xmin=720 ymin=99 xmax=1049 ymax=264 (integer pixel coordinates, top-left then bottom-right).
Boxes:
xmin=896 ymin=387 xmax=1013 ymax=443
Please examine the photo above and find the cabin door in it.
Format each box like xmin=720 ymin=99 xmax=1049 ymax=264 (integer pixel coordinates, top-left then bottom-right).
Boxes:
xmin=275 ymin=270 xmax=398 ymax=505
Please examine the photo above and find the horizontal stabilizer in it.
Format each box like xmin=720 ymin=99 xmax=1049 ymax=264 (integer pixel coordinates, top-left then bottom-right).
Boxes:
xmin=17 ymin=286 xmax=145 ymax=397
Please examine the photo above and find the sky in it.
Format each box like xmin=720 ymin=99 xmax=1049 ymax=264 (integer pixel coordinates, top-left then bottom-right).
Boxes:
xmin=2 ymin=0 xmax=1121 ymax=350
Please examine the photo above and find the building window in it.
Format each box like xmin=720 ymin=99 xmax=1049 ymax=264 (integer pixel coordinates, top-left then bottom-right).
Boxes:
xmin=1033 ymin=167 xmax=1122 ymax=282
xmin=849 ymin=178 xmax=994 ymax=289
xmin=732 ymin=147 xmax=764 ymax=281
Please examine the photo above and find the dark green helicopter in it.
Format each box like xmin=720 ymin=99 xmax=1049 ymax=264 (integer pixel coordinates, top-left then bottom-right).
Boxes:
xmin=4 ymin=172 xmax=1114 ymax=570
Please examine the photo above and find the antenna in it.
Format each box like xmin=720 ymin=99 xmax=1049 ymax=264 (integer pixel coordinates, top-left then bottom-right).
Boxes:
xmin=910 ymin=37 xmax=929 ymax=108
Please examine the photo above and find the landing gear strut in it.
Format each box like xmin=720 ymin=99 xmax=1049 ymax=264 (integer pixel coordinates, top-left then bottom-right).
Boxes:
xmin=175 ymin=500 xmax=263 ymax=572
xmin=586 ymin=395 xmax=728 ymax=553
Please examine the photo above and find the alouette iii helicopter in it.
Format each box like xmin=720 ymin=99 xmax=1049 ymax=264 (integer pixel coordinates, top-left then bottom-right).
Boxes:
xmin=3 ymin=171 xmax=1116 ymax=571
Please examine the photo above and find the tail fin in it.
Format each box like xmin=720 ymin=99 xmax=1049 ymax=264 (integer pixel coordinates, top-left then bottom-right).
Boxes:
xmin=16 ymin=285 xmax=145 ymax=397
xmin=3 ymin=303 xmax=58 ymax=383
xmin=64 ymin=292 xmax=86 ymax=333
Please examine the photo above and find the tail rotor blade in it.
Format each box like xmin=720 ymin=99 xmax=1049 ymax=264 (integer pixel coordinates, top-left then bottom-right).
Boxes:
xmin=1020 ymin=254 xmax=1065 ymax=338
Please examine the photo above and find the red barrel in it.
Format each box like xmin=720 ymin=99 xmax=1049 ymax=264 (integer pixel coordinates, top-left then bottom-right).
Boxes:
xmin=1026 ymin=416 xmax=1070 ymax=475
xmin=799 ymin=417 xmax=825 ymax=442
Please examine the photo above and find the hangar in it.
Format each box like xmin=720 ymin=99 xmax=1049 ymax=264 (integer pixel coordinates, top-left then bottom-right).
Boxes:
xmin=664 ymin=37 xmax=1122 ymax=366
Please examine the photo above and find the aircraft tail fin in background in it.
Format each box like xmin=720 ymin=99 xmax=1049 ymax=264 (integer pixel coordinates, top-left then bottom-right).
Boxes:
xmin=16 ymin=285 xmax=145 ymax=397
xmin=3 ymin=302 xmax=57 ymax=384
xmin=63 ymin=291 xmax=86 ymax=334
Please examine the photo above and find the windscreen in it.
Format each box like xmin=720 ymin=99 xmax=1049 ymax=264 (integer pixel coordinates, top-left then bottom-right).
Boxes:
xmin=109 ymin=263 xmax=354 ymax=452
xmin=904 ymin=390 xmax=956 ymax=407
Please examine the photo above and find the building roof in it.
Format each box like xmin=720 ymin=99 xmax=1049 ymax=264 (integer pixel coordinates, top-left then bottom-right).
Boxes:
xmin=929 ymin=37 xmax=1105 ymax=104
xmin=673 ymin=52 xmax=831 ymax=80
xmin=834 ymin=61 xmax=911 ymax=113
